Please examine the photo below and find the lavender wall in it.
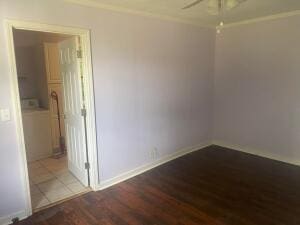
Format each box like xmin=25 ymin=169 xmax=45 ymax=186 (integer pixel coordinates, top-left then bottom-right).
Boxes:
xmin=15 ymin=46 xmax=38 ymax=99
xmin=214 ymin=15 xmax=300 ymax=164
xmin=0 ymin=0 xmax=215 ymax=219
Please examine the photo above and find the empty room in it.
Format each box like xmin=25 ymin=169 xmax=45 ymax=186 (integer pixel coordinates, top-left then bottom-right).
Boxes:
xmin=0 ymin=0 xmax=300 ymax=225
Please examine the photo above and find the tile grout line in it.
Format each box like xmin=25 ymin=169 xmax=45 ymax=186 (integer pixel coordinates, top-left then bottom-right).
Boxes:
xmin=32 ymin=163 xmax=52 ymax=207
xmin=48 ymin=161 xmax=83 ymax=195
xmin=31 ymin=158 xmax=67 ymax=208
xmin=41 ymin=159 xmax=83 ymax=198
xmin=39 ymin=159 xmax=73 ymax=204
xmin=29 ymin=156 xmax=89 ymax=210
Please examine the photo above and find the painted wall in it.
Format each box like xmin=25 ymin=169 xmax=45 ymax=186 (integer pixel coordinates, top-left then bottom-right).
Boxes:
xmin=214 ymin=15 xmax=300 ymax=164
xmin=0 ymin=0 xmax=215 ymax=220
xmin=15 ymin=46 xmax=38 ymax=99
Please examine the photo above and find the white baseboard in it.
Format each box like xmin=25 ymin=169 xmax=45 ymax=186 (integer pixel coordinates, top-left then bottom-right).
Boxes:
xmin=0 ymin=210 xmax=27 ymax=225
xmin=213 ymin=140 xmax=300 ymax=166
xmin=97 ymin=141 xmax=212 ymax=190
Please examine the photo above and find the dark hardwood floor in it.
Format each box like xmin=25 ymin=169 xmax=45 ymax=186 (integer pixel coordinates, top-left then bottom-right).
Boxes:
xmin=17 ymin=145 xmax=300 ymax=225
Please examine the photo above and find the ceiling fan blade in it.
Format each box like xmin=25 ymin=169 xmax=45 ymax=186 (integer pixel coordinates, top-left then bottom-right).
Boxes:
xmin=182 ymin=0 xmax=204 ymax=9
xmin=206 ymin=0 xmax=247 ymax=15
xmin=225 ymin=0 xmax=247 ymax=10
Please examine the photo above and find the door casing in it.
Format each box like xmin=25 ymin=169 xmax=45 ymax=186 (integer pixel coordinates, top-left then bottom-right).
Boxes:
xmin=4 ymin=19 xmax=99 ymax=218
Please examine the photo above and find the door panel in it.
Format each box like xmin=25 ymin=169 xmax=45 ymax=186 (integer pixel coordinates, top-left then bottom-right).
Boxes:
xmin=59 ymin=37 xmax=88 ymax=186
xmin=44 ymin=43 xmax=61 ymax=83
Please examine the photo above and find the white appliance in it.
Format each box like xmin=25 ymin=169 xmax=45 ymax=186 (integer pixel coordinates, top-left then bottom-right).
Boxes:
xmin=21 ymin=99 xmax=52 ymax=162
xmin=21 ymin=98 xmax=40 ymax=109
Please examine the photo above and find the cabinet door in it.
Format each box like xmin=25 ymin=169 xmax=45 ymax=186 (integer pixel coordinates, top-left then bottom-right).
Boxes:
xmin=44 ymin=43 xmax=61 ymax=83
xmin=48 ymin=83 xmax=65 ymax=149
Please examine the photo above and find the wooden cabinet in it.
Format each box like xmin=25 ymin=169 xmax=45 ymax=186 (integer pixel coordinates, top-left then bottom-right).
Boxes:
xmin=44 ymin=43 xmax=66 ymax=151
xmin=44 ymin=43 xmax=61 ymax=83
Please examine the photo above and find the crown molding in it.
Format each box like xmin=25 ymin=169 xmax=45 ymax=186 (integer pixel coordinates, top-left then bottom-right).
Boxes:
xmin=64 ymin=0 xmax=300 ymax=31
xmin=64 ymin=0 xmax=214 ymax=29
xmin=222 ymin=10 xmax=300 ymax=28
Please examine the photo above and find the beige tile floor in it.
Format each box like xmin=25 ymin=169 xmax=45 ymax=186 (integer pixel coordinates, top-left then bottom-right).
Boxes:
xmin=28 ymin=156 xmax=89 ymax=210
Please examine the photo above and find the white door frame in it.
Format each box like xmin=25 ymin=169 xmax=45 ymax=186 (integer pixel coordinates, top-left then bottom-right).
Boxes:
xmin=4 ymin=19 xmax=99 ymax=217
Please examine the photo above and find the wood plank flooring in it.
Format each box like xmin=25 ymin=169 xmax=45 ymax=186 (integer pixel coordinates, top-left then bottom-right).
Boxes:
xmin=16 ymin=146 xmax=300 ymax=225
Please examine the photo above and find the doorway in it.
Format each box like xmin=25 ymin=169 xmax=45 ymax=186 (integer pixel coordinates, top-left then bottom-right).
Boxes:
xmin=5 ymin=20 xmax=98 ymax=215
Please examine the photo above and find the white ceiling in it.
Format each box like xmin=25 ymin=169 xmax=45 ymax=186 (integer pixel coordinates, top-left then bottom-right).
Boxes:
xmin=68 ymin=0 xmax=300 ymax=27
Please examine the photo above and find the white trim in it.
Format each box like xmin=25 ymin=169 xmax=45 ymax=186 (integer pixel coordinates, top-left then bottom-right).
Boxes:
xmin=222 ymin=10 xmax=300 ymax=29
xmin=97 ymin=141 xmax=212 ymax=191
xmin=79 ymin=30 xmax=99 ymax=190
xmin=213 ymin=140 xmax=300 ymax=166
xmin=4 ymin=19 xmax=99 ymax=219
xmin=4 ymin=20 xmax=33 ymax=219
xmin=64 ymin=0 xmax=213 ymax=29
xmin=0 ymin=210 xmax=27 ymax=225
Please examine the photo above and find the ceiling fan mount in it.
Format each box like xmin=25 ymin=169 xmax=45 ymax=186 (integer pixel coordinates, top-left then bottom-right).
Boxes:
xmin=182 ymin=0 xmax=247 ymax=15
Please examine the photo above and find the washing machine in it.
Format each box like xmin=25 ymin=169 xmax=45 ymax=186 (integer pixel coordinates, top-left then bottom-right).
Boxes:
xmin=21 ymin=99 xmax=52 ymax=162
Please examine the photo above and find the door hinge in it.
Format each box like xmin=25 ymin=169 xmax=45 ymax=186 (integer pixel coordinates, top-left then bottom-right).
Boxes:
xmin=81 ymin=108 xmax=87 ymax=117
xmin=85 ymin=162 xmax=90 ymax=170
xmin=77 ymin=50 xmax=82 ymax=58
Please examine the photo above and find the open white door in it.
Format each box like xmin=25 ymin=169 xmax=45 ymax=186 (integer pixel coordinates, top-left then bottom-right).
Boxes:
xmin=59 ymin=37 xmax=89 ymax=186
